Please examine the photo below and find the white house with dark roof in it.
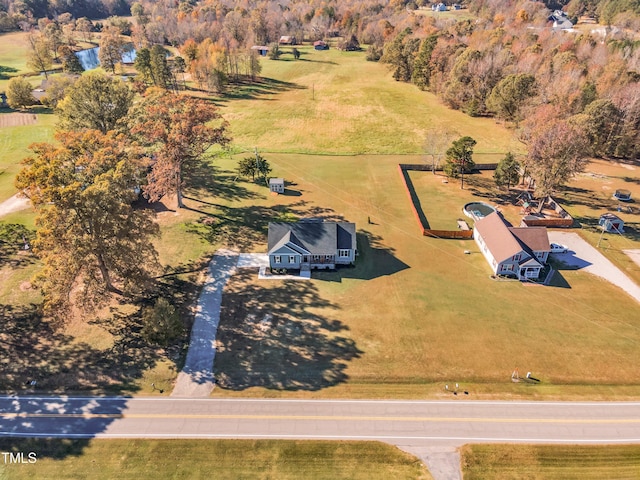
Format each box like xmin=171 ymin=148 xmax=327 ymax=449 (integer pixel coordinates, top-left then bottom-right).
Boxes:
xmin=474 ymin=212 xmax=550 ymax=280
xmin=268 ymin=220 xmax=356 ymax=271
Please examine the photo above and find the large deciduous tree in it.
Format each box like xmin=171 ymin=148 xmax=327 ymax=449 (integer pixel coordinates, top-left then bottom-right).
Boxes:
xmin=129 ymin=91 xmax=230 ymax=208
xmin=99 ymin=26 xmax=125 ymax=74
xmin=26 ymin=33 xmax=53 ymax=80
xmin=15 ymin=130 xmax=160 ymax=318
xmin=59 ymin=45 xmax=85 ymax=74
xmin=6 ymin=77 xmax=37 ymax=109
xmin=237 ymin=152 xmax=271 ymax=182
xmin=527 ymin=119 xmax=589 ymax=196
xmin=444 ymin=136 xmax=476 ymax=189
xmin=56 ymin=71 xmax=133 ymax=133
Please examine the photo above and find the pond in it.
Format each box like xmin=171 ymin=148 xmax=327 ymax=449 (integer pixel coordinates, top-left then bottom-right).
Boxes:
xmin=75 ymin=44 xmax=137 ymax=71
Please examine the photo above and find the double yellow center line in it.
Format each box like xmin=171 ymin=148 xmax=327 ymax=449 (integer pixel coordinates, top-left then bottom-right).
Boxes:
xmin=1 ymin=413 xmax=639 ymax=424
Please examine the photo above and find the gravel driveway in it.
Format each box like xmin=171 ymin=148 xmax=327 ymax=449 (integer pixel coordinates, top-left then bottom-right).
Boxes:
xmin=547 ymin=231 xmax=640 ymax=304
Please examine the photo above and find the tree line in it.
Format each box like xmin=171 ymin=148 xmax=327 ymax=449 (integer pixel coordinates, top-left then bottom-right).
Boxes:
xmin=377 ymin=0 xmax=639 ymax=198
xmin=14 ymin=72 xmax=229 ymax=326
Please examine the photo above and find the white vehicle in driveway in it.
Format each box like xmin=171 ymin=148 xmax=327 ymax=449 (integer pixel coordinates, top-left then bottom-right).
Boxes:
xmin=550 ymin=242 xmax=568 ymax=254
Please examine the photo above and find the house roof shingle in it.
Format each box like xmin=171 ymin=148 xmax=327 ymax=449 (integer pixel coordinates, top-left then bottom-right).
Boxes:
xmin=268 ymin=221 xmax=356 ymax=255
xmin=508 ymin=227 xmax=550 ymax=252
xmin=474 ymin=212 xmax=523 ymax=263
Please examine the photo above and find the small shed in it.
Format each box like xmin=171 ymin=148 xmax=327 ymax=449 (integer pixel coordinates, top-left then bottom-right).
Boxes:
xmin=269 ymin=178 xmax=285 ymax=194
xmin=599 ymin=213 xmax=624 ymax=233
xmin=251 ymin=45 xmax=269 ymax=56
xmin=279 ymin=36 xmax=297 ymax=45
xmin=313 ymin=41 xmax=329 ymax=50
xmin=613 ymin=189 xmax=632 ymax=202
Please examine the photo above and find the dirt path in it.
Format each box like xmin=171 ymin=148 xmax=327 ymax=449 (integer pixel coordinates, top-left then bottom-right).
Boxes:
xmin=0 ymin=193 xmax=30 ymax=218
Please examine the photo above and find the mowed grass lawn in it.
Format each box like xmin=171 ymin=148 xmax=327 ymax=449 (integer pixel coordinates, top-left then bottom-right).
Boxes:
xmin=0 ymin=439 xmax=431 ymax=480
xmin=220 ymin=46 xmax=523 ymax=155
xmin=461 ymin=444 xmax=640 ymax=479
xmin=0 ymin=114 xmax=55 ymax=202
xmin=0 ymin=31 xmax=31 ymax=91
xmin=211 ymin=153 xmax=640 ymax=399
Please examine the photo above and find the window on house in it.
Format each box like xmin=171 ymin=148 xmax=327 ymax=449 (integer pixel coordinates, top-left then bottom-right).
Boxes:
xmin=274 ymin=255 xmax=281 ymax=263
xmin=338 ymin=249 xmax=350 ymax=257
xmin=289 ymin=256 xmax=295 ymax=263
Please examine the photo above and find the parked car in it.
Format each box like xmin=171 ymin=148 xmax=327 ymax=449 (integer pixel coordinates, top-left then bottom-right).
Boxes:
xmin=550 ymin=243 xmax=568 ymax=253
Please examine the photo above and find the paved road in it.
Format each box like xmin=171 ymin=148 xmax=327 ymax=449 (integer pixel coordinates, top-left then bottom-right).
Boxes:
xmin=3 ymin=396 xmax=638 ymax=480
xmin=2 ymin=396 xmax=639 ymax=446
xmin=171 ymin=250 xmax=238 ymax=397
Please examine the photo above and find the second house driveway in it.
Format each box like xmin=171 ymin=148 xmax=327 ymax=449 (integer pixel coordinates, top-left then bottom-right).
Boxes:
xmin=547 ymin=231 xmax=640 ymax=304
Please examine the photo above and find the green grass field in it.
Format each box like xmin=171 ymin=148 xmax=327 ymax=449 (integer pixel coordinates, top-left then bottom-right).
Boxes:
xmin=209 ymin=153 xmax=640 ymax=399
xmin=461 ymin=444 xmax=640 ymax=479
xmin=1 ymin=35 xmax=640 ymax=399
xmin=0 ymin=114 xmax=55 ymax=203
xmin=219 ymin=46 xmax=523 ymax=155
xmin=0 ymin=439 xmax=431 ymax=479
xmin=0 ymin=31 xmax=32 ymax=91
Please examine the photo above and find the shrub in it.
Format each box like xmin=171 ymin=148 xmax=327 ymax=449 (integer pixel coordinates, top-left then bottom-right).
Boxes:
xmin=141 ymin=297 xmax=184 ymax=346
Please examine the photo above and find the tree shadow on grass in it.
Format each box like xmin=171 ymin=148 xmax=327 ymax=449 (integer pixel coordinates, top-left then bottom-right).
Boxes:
xmin=215 ymin=77 xmax=307 ymax=102
xmin=0 ymin=223 xmax=37 ymax=269
xmin=214 ymin=271 xmax=362 ymax=391
xmin=464 ymin=175 xmax=517 ymax=204
xmin=555 ymin=186 xmax=614 ymax=211
xmin=0 ymin=65 xmax=18 ymax=80
xmin=184 ymin=160 xmax=261 ymax=203
xmin=186 ymin=201 xmax=344 ymax=252
xmin=0 ymin=305 xmax=153 ymax=457
xmin=0 ymin=304 xmax=161 ymax=395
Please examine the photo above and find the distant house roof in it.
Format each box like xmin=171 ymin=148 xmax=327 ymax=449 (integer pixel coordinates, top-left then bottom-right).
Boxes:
xmin=279 ymin=35 xmax=296 ymax=44
xmin=251 ymin=45 xmax=269 ymax=51
xmin=268 ymin=221 xmax=356 ymax=255
xmin=550 ymin=10 xmax=573 ymax=29
xmin=269 ymin=178 xmax=284 ymax=185
xmin=313 ymin=41 xmax=327 ymax=46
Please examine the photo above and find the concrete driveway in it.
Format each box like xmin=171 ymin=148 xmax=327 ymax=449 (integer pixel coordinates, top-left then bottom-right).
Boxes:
xmin=171 ymin=249 xmax=239 ymax=397
xmin=547 ymin=231 xmax=640 ymax=304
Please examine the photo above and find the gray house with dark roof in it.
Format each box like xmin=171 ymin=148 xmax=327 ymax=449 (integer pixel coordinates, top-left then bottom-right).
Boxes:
xmin=268 ymin=220 xmax=357 ymax=271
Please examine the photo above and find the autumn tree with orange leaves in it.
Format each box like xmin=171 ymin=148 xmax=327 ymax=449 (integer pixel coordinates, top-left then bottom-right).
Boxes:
xmin=15 ymin=130 xmax=160 ymax=319
xmin=129 ymin=90 xmax=230 ymax=209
